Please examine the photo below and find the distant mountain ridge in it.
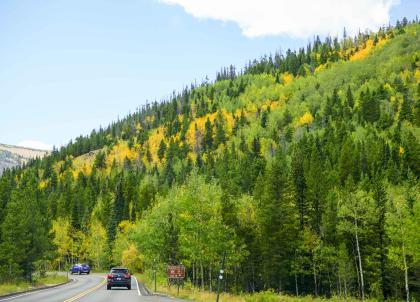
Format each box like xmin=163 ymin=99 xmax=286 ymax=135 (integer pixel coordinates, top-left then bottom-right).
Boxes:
xmin=0 ymin=143 xmax=48 ymax=175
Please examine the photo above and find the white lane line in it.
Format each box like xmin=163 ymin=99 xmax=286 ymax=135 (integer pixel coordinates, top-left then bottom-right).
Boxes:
xmin=133 ymin=276 xmax=142 ymax=296
xmin=0 ymin=279 xmax=75 ymax=301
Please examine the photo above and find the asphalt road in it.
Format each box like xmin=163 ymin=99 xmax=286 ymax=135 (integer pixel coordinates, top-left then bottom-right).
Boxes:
xmin=0 ymin=273 xmax=186 ymax=302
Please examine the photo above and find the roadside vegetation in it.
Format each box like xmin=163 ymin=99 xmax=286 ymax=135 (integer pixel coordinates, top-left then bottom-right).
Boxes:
xmin=140 ymin=270 xmax=378 ymax=302
xmin=0 ymin=272 xmax=68 ymax=296
xmin=0 ymin=19 xmax=419 ymax=301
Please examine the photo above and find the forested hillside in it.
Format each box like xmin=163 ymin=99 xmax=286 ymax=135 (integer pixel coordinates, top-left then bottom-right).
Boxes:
xmin=0 ymin=19 xmax=419 ymax=301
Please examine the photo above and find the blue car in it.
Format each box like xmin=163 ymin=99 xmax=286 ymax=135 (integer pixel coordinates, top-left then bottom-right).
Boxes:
xmin=70 ymin=263 xmax=90 ymax=275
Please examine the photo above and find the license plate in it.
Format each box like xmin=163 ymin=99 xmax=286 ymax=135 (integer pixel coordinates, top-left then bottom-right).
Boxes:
xmin=117 ymin=278 xmax=121 ymax=280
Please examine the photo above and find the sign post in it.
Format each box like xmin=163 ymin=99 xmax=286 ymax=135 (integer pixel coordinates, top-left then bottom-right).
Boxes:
xmin=216 ymin=252 xmax=226 ymax=302
xmin=153 ymin=258 xmax=157 ymax=293
xmin=167 ymin=265 xmax=185 ymax=296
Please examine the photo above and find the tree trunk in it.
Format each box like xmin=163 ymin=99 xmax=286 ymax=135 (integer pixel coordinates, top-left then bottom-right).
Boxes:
xmin=344 ymin=277 xmax=348 ymax=300
xmin=192 ymin=262 xmax=195 ymax=288
xmin=209 ymin=266 xmax=212 ymax=293
xmin=278 ymin=279 xmax=282 ymax=293
xmin=96 ymin=245 xmax=100 ymax=271
xmin=313 ymin=264 xmax=318 ymax=296
xmin=328 ymin=271 xmax=332 ymax=297
xmin=295 ymin=272 xmax=299 ymax=296
xmin=354 ymin=253 xmax=361 ymax=298
xmin=403 ymin=244 xmax=410 ymax=302
xmin=200 ymin=261 xmax=204 ymax=291
xmin=355 ymin=223 xmax=365 ymax=301
xmin=338 ymin=272 xmax=342 ymax=298
xmin=234 ymin=265 xmax=237 ymax=292
xmin=251 ymin=260 xmax=255 ymax=293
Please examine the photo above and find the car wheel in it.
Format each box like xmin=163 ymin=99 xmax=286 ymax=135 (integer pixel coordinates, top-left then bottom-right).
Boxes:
xmin=87 ymin=271 xmax=90 ymax=275
xmin=107 ymin=285 xmax=111 ymax=290
xmin=127 ymin=285 xmax=131 ymax=290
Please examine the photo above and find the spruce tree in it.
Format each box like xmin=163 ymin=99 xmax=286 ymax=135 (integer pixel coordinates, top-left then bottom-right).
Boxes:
xmin=203 ymin=118 xmax=213 ymax=151
xmin=157 ymin=139 xmax=167 ymax=161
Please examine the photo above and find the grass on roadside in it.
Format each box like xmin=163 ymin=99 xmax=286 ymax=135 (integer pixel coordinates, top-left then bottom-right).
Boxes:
xmin=138 ymin=272 xmax=377 ymax=302
xmin=0 ymin=272 xmax=68 ymax=296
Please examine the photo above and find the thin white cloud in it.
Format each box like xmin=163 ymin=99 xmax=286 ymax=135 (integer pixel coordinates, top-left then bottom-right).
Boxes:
xmin=160 ymin=0 xmax=400 ymax=38
xmin=17 ymin=140 xmax=52 ymax=151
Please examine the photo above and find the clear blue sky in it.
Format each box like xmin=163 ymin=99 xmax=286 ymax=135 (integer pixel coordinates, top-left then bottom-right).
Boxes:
xmin=0 ymin=0 xmax=418 ymax=149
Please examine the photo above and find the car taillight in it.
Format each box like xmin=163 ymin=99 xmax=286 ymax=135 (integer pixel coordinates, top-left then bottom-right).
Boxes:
xmin=124 ymin=273 xmax=131 ymax=279
xmin=107 ymin=274 xmax=113 ymax=279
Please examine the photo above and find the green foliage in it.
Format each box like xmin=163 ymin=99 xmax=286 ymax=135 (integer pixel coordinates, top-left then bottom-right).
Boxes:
xmin=0 ymin=172 xmax=51 ymax=282
xmin=0 ymin=20 xmax=418 ymax=301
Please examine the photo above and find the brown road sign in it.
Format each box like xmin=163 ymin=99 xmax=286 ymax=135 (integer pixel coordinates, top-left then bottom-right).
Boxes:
xmin=167 ymin=265 xmax=185 ymax=279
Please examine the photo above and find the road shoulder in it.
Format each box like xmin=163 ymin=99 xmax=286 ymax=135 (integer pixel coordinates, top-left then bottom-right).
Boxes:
xmin=0 ymin=279 xmax=74 ymax=301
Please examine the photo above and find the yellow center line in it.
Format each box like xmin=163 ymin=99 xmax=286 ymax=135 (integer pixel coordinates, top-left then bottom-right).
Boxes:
xmin=63 ymin=278 xmax=106 ymax=302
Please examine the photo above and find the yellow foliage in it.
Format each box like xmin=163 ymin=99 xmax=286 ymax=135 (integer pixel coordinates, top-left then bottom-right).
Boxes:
xmin=185 ymin=109 xmax=234 ymax=159
xmin=261 ymin=100 xmax=281 ymax=112
xmin=145 ymin=115 xmax=155 ymax=124
xmin=223 ymin=110 xmax=235 ymax=130
xmin=53 ymin=160 xmax=63 ymax=174
xmin=296 ymin=112 xmax=314 ymax=128
xmin=390 ymin=95 xmax=397 ymax=104
xmin=281 ymin=72 xmax=294 ymax=85
xmin=350 ymin=40 xmax=374 ymax=61
xmin=246 ymin=103 xmax=258 ymax=114
xmin=71 ymin=151 xmax=96 ymax=177
xmin=135 ymin=122 xmax=142 ymax=132
xmin=88 ymin=219 xmax=108 ymax=271
xmin=39 ymin=180 xmax=47 ymax=189
xmin=145 ymin=126 xmax=165 ymax=163
xmin=314 ymin=63 xmax=326 ymax=73
xmin=234 ymin=108 xmax=242 ymax=118
xmin=399 ymin=146 xmax=405 ymax=156
xmin=350 ymin=38 xmax=388 ymax=62
xmin=106 ymin=140 xmax=137 ymax=168
xmin=415 ymin=70 xmax=420 ymax=83
xmin=376 ymin=37 xmax=388 ymax=48
xmin=118 ymin=220 xmax=136 ymax=233
xmin=384 ymin=83 xmax=393 ymax=92
xmin=51 ymin=218 xmax=71 ymax=267
xmin=122 ymin=244 xmax=143 ymax=273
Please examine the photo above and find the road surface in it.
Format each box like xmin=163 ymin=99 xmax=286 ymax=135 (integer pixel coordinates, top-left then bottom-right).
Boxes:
xmin=0 ymin=273 xmax=186 ymax=302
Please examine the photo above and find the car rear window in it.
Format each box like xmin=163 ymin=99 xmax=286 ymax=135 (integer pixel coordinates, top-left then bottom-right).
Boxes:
xmin=111 ymin=268 xmax=128 ymax=274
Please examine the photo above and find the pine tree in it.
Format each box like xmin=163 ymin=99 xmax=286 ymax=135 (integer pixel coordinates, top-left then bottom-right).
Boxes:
xmin=372 ymin=180 xmax=391 ymax=298
xmin=0 ymin=172 xmax=51 ymax=281
xmin=214 ymin=114 xmax=227 ymax=147
xmin=203 ymin=118 xmax=213 ymax=151
xmin=261 ymin=111 xmax=268 ymax=128
xmin=251 ymin=137 xmax=261 ymax=157
xmin=157 ymin=139 xmax=167 ymax=161
xmin=346 ymin=86 xmax=354 ymax=109
xmin=292 ymin=147 xmax=307 ymax=229
xmin=399 ymin=96 xmax=412 ymax=122
xmin=94 ymin=151 xmax=106 ymax=169
xmin=257 ymin=150 xmax=298 ymax=290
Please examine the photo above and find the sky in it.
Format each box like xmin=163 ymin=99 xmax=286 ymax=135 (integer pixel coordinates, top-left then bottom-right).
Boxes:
xmin=0 ymin=0 xmax=418 ymax=150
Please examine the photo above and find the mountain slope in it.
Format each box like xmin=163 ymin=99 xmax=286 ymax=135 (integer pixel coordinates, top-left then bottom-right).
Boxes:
xmin=0 ymin=144 xmax=48 ymax=175
xmin=0 ymin=20 xmax=419 ymax=300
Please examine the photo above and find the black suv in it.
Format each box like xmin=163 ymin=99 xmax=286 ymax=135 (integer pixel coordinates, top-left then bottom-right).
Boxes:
xmin=107 ymin=267 xmax=131 ymax=290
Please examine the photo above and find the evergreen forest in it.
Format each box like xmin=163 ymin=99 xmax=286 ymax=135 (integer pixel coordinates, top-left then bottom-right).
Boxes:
xmin=0 ymin=19 xmax=419 ymax=301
